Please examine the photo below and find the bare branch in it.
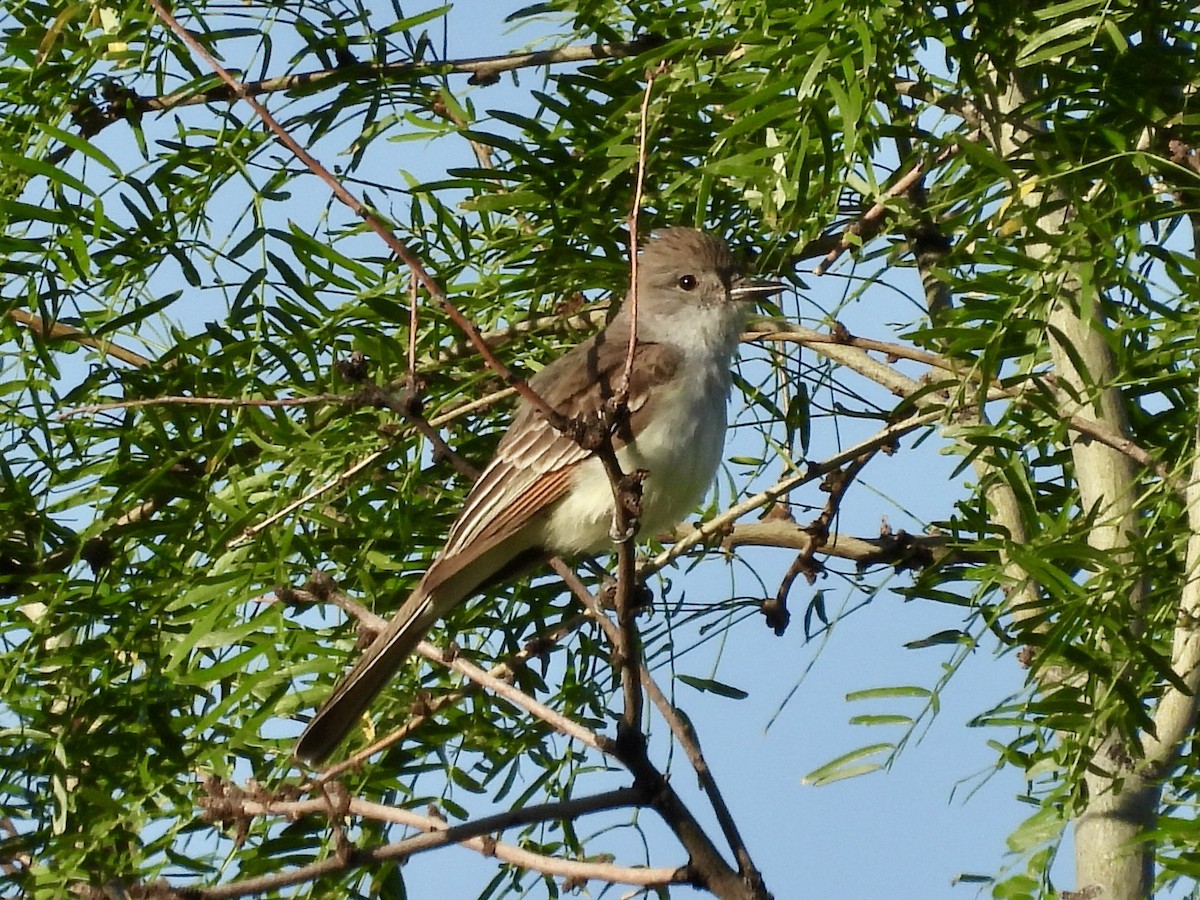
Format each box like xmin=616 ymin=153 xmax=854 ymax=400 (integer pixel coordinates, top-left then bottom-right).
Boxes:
xmin=310 ymin=616 xmax=589 ymax=783
xmin=540 ymin=563 xmax=763 ymax=898
xmin=145 ymin=0 xmax=571 ymax=436
xmin=438 ymin=646 xmax=609 ymax=753
xmin=63 ymin=37 xmax=666 ymax=156
xmin=750 ymin=323 xmax=1178 ymax=493
xmin=620 ymin=64 xmax=661 ymax=397
xmin=6 ymin=309 xmax=154 ymax=368
xmin=193 ymin=785 xmax=673 ymax=898
xmin=602 ymin=62 xmax=665 ymax=746
xmin=292 ymin=561 xmax=762 ymax=898
xmin=647 ymin=409 xmax=945 ymax=577
xmin=807 ymin=146 xmax=958 ymax=276
xmin=765 ymin=450 xmax=877 ymax=634
xmin=228 ymin=452 xmax=384 ymax=548
xmin=293 ymin=585 xmax=608 ymax=759
xmin=641 ymin=670 xmax=764 ymax=887
xmin=707 ymin=520 xmax=954 ymax=568
xmin=62 ymin=393 xmax=344 ymax=417
xmin=1143 ymin=210 xmax=1200 ymax=771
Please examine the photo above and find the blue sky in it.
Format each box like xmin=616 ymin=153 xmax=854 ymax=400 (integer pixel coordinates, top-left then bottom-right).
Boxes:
xmin=37 ymin=0 xmax=1093 ymax=896
xmin=353 ymin=3 xmax=1044 ymax=898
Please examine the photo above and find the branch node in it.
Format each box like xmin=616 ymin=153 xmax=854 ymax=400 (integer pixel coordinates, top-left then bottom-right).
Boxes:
xmin=759 ymin=597 xmax=791 ymax=636
xmin=334 ymin=350 xmax=370 ymax=383
xmin=303 ymin=569 xmax=337 ymax=602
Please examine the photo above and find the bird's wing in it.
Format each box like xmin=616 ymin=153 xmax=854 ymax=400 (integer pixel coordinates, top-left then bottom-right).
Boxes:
xmin=434 ymin=330 xmax=681 ymax=564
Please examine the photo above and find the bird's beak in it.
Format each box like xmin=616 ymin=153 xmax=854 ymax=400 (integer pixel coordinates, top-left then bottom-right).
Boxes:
xmin=730 ymin=277 xmax=787 ymax=303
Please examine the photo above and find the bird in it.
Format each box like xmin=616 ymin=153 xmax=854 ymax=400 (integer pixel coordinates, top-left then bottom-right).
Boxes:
xmin=296 ymin=228 xmax=784 ymax=764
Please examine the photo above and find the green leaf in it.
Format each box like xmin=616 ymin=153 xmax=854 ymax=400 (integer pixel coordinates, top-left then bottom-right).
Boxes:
xmin=845 ymin=686 xmax=932 ymax=702
xmin=904 ymin=630 xmax=971 ymax=649
xmin=1016 ymin=17 xmax=1102 ymax=65
xmin=848 ymin=714 xmax=913 ymax=727
xmin=677 ymin=675 xmax=749 ymax=700
xmin=803 ymin=744 xmax=892 ymax=786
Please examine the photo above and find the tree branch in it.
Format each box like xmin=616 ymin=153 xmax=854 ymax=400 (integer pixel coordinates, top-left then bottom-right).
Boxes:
xmin=311 ymin=617 xmax=589 ymax=783
xmin=301 ymin=558 xmax=763 ymax=898
xmin=702 ymin=521 xmax=956 ymax=568
xmin=979 ymin=56 xmax=1154 ymax=900
xmin=191 ymin=783 xmax=673 ymax=898
xmin=641 ymin=669 xmax=764 ymax=888
xmin=749 ymin=323 xmax=1179 ymax=494
xmin=145 ymin=0 xmax=571 ymax=437
xmin=5 ymin=309 xmax=154 ymax=368
xmin=64 ymin=38 xmax=664 ymax=149
xmin=810 ymin=146 xmax=957 ymax=276
xmin=647 ymin=409 xmax=945 ymax=577
xmin=1143 ymin=209 xmax=1200 ymax=771
xmin=543 ymin=562 xmax=764 ymax=899
xmin=294 ymin=582 xmax=608 ymax=759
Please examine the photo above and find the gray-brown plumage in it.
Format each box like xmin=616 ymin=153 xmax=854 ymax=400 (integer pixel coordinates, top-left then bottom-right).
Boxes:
xmin=295 ymin=229 xmax=782 ymax=764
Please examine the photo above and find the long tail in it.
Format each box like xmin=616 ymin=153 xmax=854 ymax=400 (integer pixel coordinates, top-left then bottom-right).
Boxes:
xmin=294 ymin=534 xmax=545 ymax=764
xmin=294 ymin=585 xmax=448 ymax=765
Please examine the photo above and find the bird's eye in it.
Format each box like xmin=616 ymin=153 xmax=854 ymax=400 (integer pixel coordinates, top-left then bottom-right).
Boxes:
xmin=677 ymin=274 xmax=697 ymax=291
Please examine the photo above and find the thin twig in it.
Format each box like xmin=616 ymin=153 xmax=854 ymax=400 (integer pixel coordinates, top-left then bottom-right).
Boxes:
xmin=428 ymin=385 xmax=518 ymax=427
xmin=407 ymin=274 xmax=419 ymax=389
xmin=605 ymin=64 xmax=663 ymax=745
xmin=358 ymin=384 xmax=474 ymax=479
xmin=60 ymin=38 xmax=666 ymax=162
xmin=309 ymin=616 xmax=589 ymax=783
xmin=543 ymin=567 xmax=767 ymax=897
xmin=811 ymin=145 xmax=958 ymax=275
xmin=6 ymin=309 xmax=154 ymax=368
xmin=298 ymin=593 xmax=607 ymax=757
xmin=645 ymin=409 xmax=945 ymax=577
xmin=749 ymin=323 xmax=1178 ymax=491
xmin=594 ymin=443 xmax=646 ymax=737
xmin=603 ymin=720 xmax=763 ymax=898
xmin=145 ymin=0 xmax=567 ymax=434
xmin=764 ymin=449 xmax=877 ymax=634
xmin=640 ymin=669 xmax=764 ymax=886
xmin=745 ymin=321 xmax=952 ymax=372
xmin=229 ymin=450 xmax=384 ymax=548
xmin=620 ymin=64 xmax=660 ymax=396
xmin=437 ymin=647 xmax=609 ymax=753
xmin=61 ymin=393 xmax=343 ymax=417
xmin=297 ymin=576 xmax=763 ymax=896
xmin=195 ymin=787 xmax=673 ymax=898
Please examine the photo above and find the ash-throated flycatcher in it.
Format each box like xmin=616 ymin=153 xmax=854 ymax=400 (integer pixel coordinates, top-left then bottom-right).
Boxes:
xmin=296 ymin=228 xmax=784 ymax=763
